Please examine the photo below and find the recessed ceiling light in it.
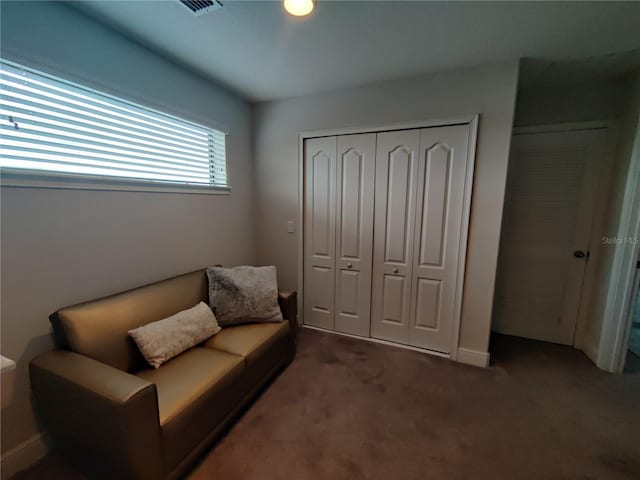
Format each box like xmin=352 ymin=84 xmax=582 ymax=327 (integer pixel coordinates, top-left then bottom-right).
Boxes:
xmin=284 ymin=0 xmax=314 ymax=17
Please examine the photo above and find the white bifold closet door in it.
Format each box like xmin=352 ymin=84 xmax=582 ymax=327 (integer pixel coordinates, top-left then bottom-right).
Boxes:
xmin=303 ymin=134 xmax=375 ymax=336
xmin=303 ymin=136 xmax=337 ymax=330
xmin=371 ymin=125 xmax=470 ymax=353
xmin=334 ymin=134 xmax=376 ymax=336
xmin=370 ymin=130 xmax=421 ymax=344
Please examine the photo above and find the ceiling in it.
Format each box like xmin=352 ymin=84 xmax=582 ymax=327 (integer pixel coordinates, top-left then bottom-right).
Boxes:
xmin=70 ymin=1 xmax=640 ymax=102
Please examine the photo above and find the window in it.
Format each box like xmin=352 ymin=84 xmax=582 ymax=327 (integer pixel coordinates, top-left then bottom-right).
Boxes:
xmin=0 ymin=60 xmax=228 ymax=190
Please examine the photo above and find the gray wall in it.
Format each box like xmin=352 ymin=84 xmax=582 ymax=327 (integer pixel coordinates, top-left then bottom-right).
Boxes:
xmin=584 ymin=71 xmax=640 ymax=361
xmin=514 ymin=78 xmax=630 ymax=127
xmin=252 ymin=61 xmax=519 ymax=357
xmin=0 ymin=1 xmax=255 ymax=457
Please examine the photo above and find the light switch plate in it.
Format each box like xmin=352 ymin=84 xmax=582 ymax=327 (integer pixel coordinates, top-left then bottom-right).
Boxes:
xmin=287 ymin=221 xmax=295 ymax=233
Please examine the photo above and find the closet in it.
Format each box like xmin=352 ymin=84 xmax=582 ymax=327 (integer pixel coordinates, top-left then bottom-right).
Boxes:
xmin=303 ymin=121 xmax=475 ymax=355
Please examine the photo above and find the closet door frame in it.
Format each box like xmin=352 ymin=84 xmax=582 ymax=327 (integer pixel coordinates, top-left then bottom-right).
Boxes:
xmin=298 ymin=115 xmax=479 ymax=361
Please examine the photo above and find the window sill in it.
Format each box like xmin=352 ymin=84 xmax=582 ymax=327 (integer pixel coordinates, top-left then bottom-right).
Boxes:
xmin=0 ymin=169 xmax=231 ymax=195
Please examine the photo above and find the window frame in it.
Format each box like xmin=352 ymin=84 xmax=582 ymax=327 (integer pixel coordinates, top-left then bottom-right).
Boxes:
xmin=0 ymin=59 xmax=231 ymax=195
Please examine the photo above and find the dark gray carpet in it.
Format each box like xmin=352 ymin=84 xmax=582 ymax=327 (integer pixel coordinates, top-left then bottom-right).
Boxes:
xmin=11 ymin=329 xmax=640 ymax=480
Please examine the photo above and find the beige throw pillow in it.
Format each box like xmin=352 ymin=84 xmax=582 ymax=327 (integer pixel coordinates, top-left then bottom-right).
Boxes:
xmin=129 ymin=302 xmax=221 ymax=368
xmin=207 ymin=265 xmax=283 ymax=326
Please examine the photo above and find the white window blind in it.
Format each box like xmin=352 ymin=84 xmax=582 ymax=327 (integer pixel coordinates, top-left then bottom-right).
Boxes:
xmin=0 ymin=60 xmax=228 ymax=188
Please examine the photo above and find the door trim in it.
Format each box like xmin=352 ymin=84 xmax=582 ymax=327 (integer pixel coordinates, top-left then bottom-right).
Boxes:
xmin=297 ymin=115 xmax=480 ymax=364
xmin=299 ymin=115 xmax=476 ymax=140
xmin=450 ymin=116 xmax=479 ymax=360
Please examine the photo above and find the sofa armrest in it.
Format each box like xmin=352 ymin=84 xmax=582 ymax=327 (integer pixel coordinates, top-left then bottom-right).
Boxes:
xmin=278 ymin=290 xmax=297 ymax=338
xmin=30 ymin=350 xmax=162 ymax=480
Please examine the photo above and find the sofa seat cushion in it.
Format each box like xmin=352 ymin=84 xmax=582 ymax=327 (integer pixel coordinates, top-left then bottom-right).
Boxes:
xmin=136 ymin=347 xmax=242 ymax=424
xmin=136 ymin=347 xmax=245 ymax=472
xmin=203 ymin=321 xmax=290 ymax=365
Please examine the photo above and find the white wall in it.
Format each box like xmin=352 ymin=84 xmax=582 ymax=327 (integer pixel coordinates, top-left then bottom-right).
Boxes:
xmin=252 ymin=61 xmax=519 ymax=358
xmin=0 ymin=0 xmax=255 ymax=466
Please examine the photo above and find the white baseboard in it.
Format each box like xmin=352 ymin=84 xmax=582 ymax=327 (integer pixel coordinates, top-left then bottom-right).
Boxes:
xmin=456 ymin=347 xmax=490 ymax=368
xmin=0 ymin=432 xmax=49 ymax=478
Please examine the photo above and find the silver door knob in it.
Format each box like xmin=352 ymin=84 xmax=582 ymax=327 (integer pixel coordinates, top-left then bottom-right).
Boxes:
xmin=347 ymin=263 xmax=352 ymax=269
xmin=392 ymin=268 xmax=399 ymax=274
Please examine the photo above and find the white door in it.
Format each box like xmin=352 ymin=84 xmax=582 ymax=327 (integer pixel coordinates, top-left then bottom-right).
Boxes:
xmin=334 ymin=134 xmax=376 ymax=337
xmin=371 ymin=130 xmax=420 ymax=344
xmin=303 ymin=136 xmax=337 ymax=330
xmin=493 ymin=129 xmax=607 ymax=344
xmin=408 ymin=125 xmax=470 ymax=352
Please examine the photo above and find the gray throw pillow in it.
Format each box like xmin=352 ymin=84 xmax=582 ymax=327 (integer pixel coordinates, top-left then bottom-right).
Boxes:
xmin=129 ymin=302 xmax=221 ymax=368
xmin=206 ymin=265 xmax=283 ymax=326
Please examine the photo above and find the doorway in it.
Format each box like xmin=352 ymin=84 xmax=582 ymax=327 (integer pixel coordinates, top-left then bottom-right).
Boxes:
xmin=493 ymin=126 xmax=609 ymax=345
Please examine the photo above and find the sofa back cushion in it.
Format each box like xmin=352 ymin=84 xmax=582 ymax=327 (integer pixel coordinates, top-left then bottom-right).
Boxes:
xmin=50 ymin=270 xmax=208 ymax=372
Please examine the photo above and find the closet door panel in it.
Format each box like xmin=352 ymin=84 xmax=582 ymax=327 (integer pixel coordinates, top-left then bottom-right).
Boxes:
xmin=381 ymin=275 xmax=409 ymax=324
xmin=409 ymin=125 xmax=469 ymax=352
xmin=335 ymin=133 xmax=375 ymax=337
xmin=384 ymin=150 xmax=413 ymax=264
xmin=304 ymin=136 xmax=337 ymax=330
xmin=336 ymin=269 xmax=360 ymax=315
xmin=414 ymin=278 xmax=441 ymax=329
xmin=371 ymin=130 xmax=420 ymax=344
xmin=418 ymin=145 xmax=449 ymax=266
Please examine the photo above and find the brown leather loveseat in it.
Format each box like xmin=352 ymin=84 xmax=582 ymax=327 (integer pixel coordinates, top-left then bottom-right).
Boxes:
xmin=29 ymin=269 xmax=296 ymax=480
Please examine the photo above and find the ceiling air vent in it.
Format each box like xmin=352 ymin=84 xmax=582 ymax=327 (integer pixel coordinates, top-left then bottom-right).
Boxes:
xmin=178 ymin=0 xmax=223 ymax=16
